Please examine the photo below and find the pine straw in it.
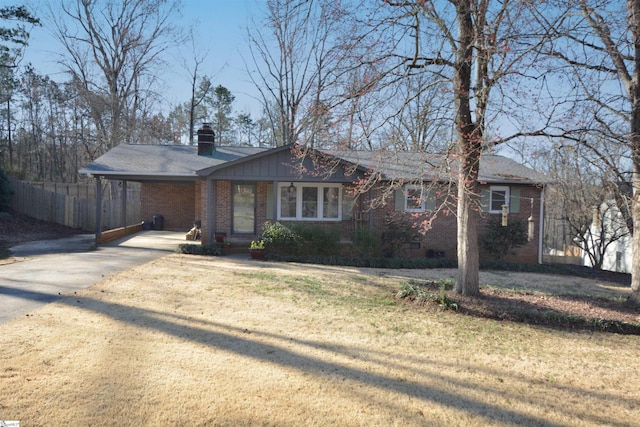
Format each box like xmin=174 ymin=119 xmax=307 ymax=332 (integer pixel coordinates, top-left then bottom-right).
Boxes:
xmin=1 ymin=254 xmax=639 ymax=426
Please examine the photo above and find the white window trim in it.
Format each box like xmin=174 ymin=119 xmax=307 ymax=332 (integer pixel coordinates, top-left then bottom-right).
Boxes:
xmin=404 ymin=185 xmax=427 ymax=213
xmin=489 ymin=185 xmax=510 ymax=214
xmin=277 ymin=183 xmax=342 ymax=221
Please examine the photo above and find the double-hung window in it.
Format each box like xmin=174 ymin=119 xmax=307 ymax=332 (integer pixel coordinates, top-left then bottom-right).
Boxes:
xmin=405 ymin=185 xmax=426 ymax=212
xmin=481 ymin=186 xmax=521 ymax=214
xmin=401 ymin=185 xmax=436 ymax=212
xmin=278 ymin=183 xmax=341 ymax=221
xmin=489 ymin=186 xmax=509 ymax=213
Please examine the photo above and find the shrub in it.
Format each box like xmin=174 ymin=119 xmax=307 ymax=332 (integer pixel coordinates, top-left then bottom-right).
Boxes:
xmin=381 ymin=213 xmax=420 ymax=258
xmin=353 ymin=227 xmax=382 ymax=258
xmin=260 ymin=221 xmax=303 ymax=255
xmin=265 ymin=253 xmax=457 ymax=269
xmin=396 ymin=281 xmax=458 ymax=311
xmin=289 ymin=223 xmax=340 ymax=256
xmin=0 ymin=166 xmax=13 ymax=213
xmin=177 ymin=243 xmax=222 ymax=256
xmin=481 ymin=217 xmax=528 ymax=260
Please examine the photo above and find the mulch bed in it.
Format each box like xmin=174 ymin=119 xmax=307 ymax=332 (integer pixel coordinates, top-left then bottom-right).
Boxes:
xmin=407 ymin=281 xmax=640 ymax=335
xmin=0 ymin=209 xmax=83 ymax=252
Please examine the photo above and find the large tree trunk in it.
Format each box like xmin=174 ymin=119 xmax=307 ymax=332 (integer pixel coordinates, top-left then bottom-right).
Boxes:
xmin=456 ymin=166 xmax=480 ymax=295
xmin=453 ymin=0 xmax=481 ymax=296
xmin=629 ymin=0 xmax=640 ymax=303
xmin=630 ymin=101 xmax=640 ymax=302
xmin=630 ymin=166 xmax=640 ymax=302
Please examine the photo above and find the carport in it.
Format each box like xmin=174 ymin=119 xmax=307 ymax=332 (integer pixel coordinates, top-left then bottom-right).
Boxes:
xmin=78 ymin=145 xmax=215 ymax=242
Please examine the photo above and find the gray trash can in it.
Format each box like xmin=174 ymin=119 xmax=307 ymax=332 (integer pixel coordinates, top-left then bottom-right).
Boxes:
xmin=152 ymin=214 xmax=164 ymax=230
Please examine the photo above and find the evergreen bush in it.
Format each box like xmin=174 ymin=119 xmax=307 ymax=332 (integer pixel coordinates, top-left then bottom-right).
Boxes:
xmin=0 ymin=166 xmax=12 ymax=213
xmin=260 ymin=221 xmax=303 ymax=255
xmin=353 ymin=228 xmax=382 ymax=258
xmin=177 ymin=243 xmax=223 ymax=256
xmin=289 ymin=223 xmax=340 ymax=256
xmin=480 ymin=217 xmax=528 ymax=260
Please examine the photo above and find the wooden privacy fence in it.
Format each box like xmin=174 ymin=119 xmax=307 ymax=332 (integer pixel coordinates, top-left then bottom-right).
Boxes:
xmin=9 ymin=179 xmax=141 ymax=232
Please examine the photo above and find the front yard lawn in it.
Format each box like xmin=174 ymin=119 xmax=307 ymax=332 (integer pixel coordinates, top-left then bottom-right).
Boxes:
xmin=1 ymin=254 xmax=638 ymax=426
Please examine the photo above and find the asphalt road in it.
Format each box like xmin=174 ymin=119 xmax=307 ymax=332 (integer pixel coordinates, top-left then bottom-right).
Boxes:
xmin=0 ymin=231 xmax=185 ymax=323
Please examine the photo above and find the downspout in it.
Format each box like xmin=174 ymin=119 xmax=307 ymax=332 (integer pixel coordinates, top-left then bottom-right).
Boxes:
xmin=538 ymin=185 xmax=545 ymax=264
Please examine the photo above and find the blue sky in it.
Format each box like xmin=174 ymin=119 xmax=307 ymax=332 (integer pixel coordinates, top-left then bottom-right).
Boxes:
xmin=8 ymin=0 xmax=261 ymax=115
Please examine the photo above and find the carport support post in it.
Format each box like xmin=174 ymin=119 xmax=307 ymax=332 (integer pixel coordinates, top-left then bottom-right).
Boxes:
xmin=120 ymin=180 xmax=127 ymax=228
xmin=95 ymin=176 xmax=102 ymax=243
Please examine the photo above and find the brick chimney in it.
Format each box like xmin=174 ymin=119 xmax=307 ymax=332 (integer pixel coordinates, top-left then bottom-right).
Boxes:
xmin=197 ymin=123 xmax=215 ymax=156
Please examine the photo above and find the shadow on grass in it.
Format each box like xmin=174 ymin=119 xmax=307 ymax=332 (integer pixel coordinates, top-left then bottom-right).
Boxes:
xmin=3 ymin=283 xmax=628 ymax=426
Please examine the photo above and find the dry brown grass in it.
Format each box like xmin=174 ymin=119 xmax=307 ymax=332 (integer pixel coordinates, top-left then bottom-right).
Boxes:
xmin=1 ymin=254 xmax=639 ymax=426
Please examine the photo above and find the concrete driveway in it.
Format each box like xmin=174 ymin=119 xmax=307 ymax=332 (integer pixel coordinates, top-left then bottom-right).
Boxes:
xmin=0 ymin=231 xmax=186 ymax=323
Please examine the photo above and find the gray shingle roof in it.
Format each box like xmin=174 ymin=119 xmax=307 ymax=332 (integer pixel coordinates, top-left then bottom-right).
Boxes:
xmin=79 ymin=144 xmax=266 ymax=180
xmin=80 ymin=143 xmax=550 ymax=185
xmin=326 ymin=150 xmax=551 ymax=185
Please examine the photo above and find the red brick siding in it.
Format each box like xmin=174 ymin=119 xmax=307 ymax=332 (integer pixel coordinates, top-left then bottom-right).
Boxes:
xmin=209 ymin=181 xmax=362 ymax=240
xmin=215 ymin=181 xmax=232 ymax=236
xmin=200 ymin=180 xmax=543 ymax=263
xmin=195 ymin=181 xmax=204 ymax=224
xmin=256 ymin=182 xmax=268 ymax=234
xmin=478 ymin=185 xmax=542 ymax=264
xmin=141 ymin=182 xmax=196 ymax=230
xmin=212 ymin=181 xmax=268 ymax=238
xmin=195 ymin=180 xmax=207 ymax=243
xmin=372 ymin=184 xmax=542 ymax=263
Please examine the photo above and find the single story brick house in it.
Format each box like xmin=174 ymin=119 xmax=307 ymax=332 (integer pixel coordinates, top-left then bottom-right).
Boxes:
xmin=80 ymin=125 xmax=551 ymax=263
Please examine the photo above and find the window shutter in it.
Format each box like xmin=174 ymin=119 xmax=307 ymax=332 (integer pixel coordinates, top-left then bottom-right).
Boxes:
xmin=425 ymin=189 xmax=437 ymax=211
xmin=266 ymin=183 xmax=274 ymax=219
xmin=395 ymin=188 xmax=405 ymax=211
xmin=342 ymin=191 xmax=355 ymax=220
xmin=510 ymin=189 xmax=520 ymax=213
xmin=480 ymin=188 xmax=490 ymax=212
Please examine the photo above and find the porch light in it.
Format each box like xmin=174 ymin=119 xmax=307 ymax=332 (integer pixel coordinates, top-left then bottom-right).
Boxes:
xmin=289 ymin=182 xmax=296 ymax=193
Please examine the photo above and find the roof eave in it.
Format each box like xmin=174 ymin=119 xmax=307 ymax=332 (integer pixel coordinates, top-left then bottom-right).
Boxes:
xmin=79 ymin=169 xmax=199 ymax=182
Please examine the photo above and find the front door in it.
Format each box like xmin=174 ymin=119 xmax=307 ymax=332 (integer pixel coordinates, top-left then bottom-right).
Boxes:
xmin=232 ymin=183 xmax=256 ymax=235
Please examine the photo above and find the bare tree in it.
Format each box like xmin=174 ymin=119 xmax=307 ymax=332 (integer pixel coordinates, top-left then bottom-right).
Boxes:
xmin=362 ymin=1 xmax=549 ymax=295
xmin=246 ymin=0 xmax=345 ymax=147
xmin=50 ymin=0 xmax=182 ymax=152
xmin=387 ymin=76 xmax=452 ymax=153
xmin=533 ymin=0 xmax=640 ymax=301
xmin=249 ymin=0 xmax=550 ymax=295
xmin=187 ymin=75 xmax=211 ymax=145
xmin=177 ymin=35 xmax=213 ymax=145
xmin=542 ymin=143 xmax=630 ymax=269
